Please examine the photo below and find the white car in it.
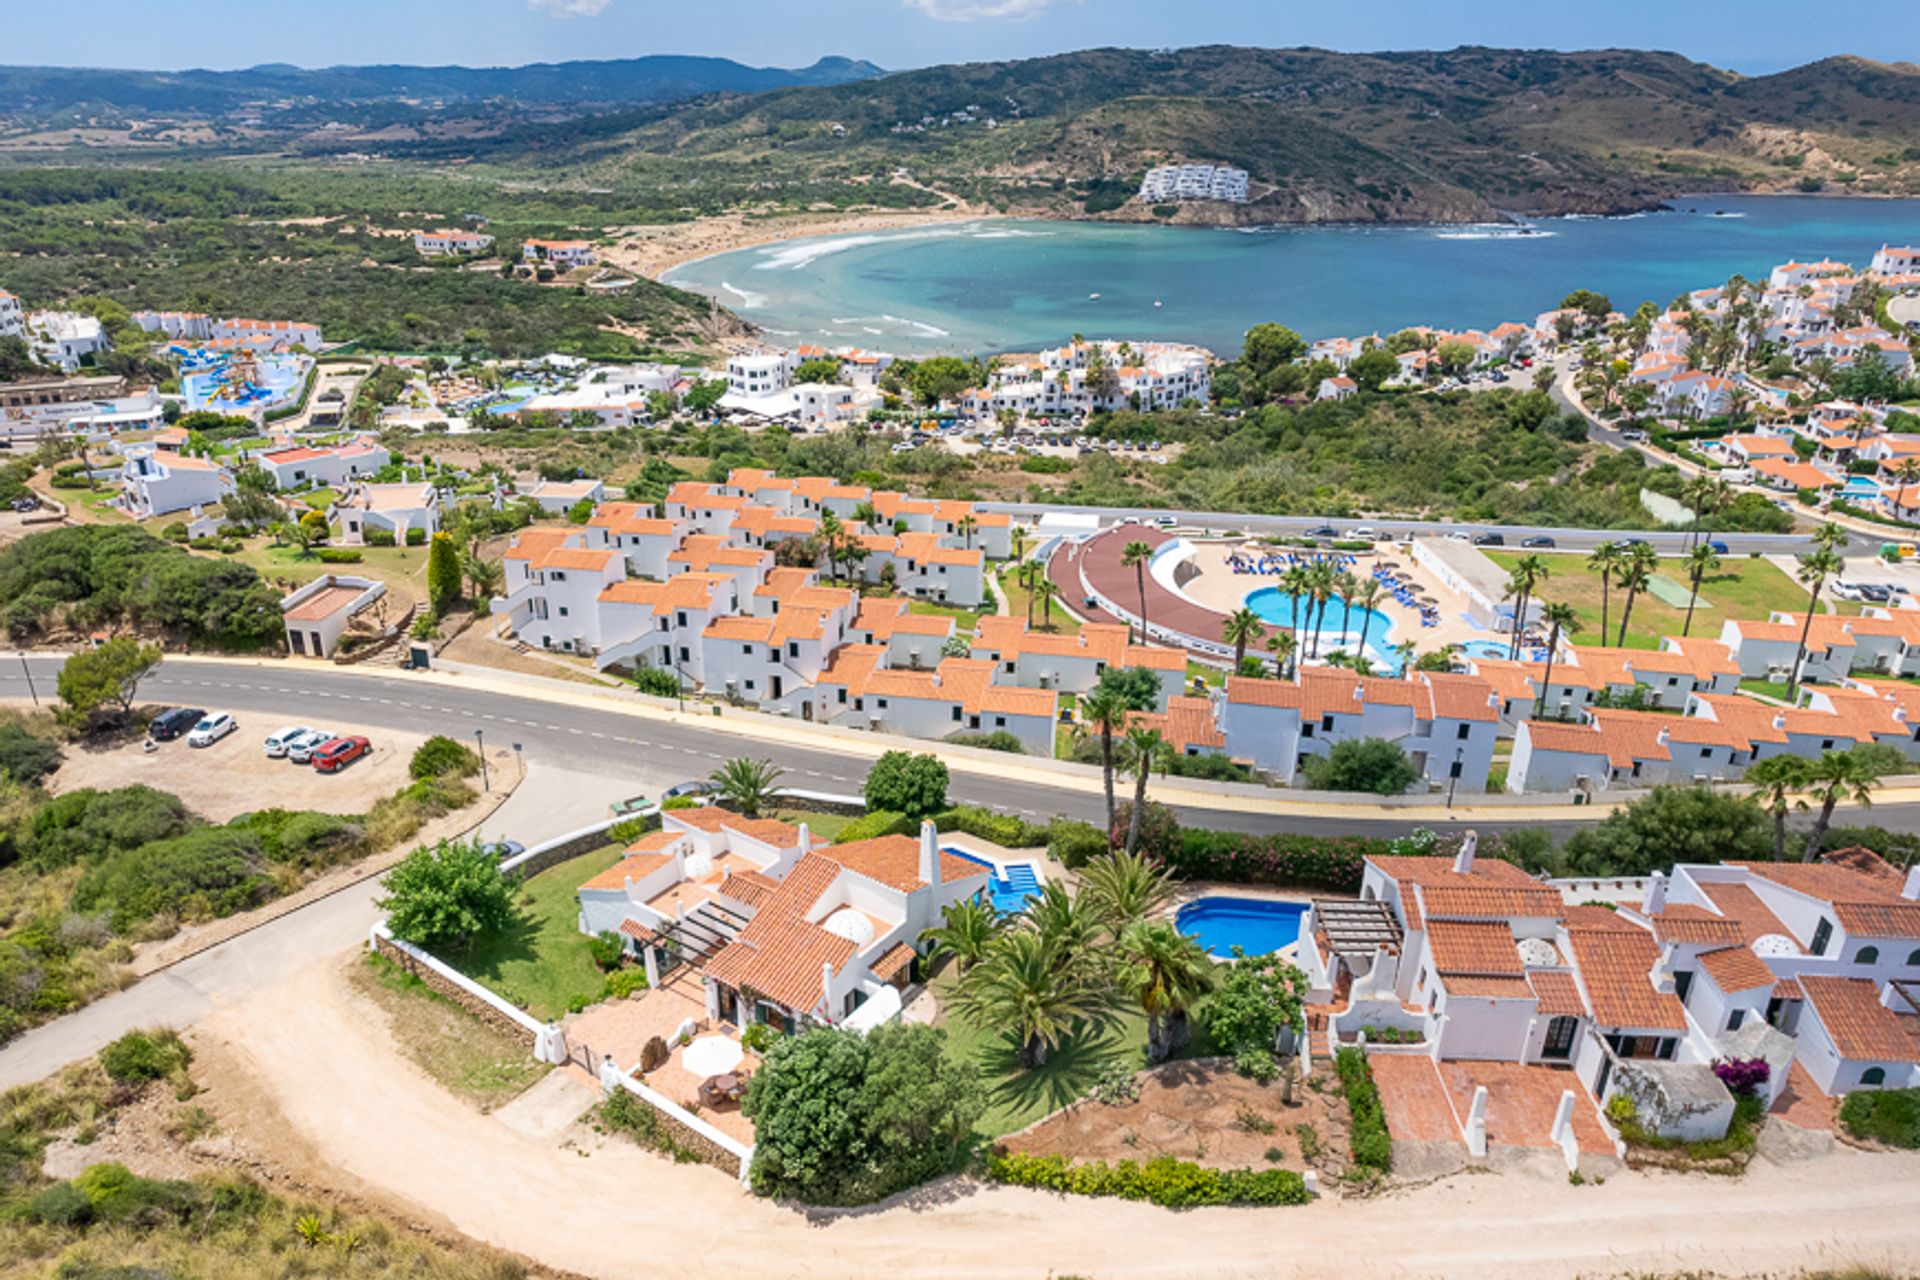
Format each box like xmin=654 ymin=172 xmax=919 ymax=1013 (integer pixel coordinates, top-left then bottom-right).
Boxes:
xmin=187 ymin=713 xmax=237 ymax=748
xmin=1349 ymin=526 xmax=1379 ymax=541
xmin=285 ymin=728 xmax=335 ymax=764
xmin=264 ymin=725 xmax=317 ymax=758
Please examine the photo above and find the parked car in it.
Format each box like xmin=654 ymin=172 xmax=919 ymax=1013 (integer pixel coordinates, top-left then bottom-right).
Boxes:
xmin=1621 ymin=429 xmax=1650 ymax=443
xmin=1305 ymin=525 xmax=1338 ymax=539
xmin=1859 ymin=584 xmax=1892 ymax=603
xmin=1471 ymin=532 xmax=1506 ymax=546
xmin=187 ymin=713 xmax=236 ymax=748
xmin=148 ymin=707 xmax=204 ymax=742
xmin=10 ymin=496 xmax=38 ymax=512
xmin=481 ymin=840 xmax=527 ymax=862
xmin=310 ymin=736 xmax=372 ymax=773
xmin=1520 ymin=535 xmax=1557 ymax=548
xmin=1708 ymin=540 xmax=1731 ymax=555
xmin=1348 ymin=526 xmax=1379 ymax=541
xmin=264 ymin=725 xmax=318 ymax=758
xmin=662 ymin=781 xmax=711 ymax=802
xmin=1831 ymin=581 xmax=1865 ymax=602
xmin=285 ymin=728 xmax=335 ymax=764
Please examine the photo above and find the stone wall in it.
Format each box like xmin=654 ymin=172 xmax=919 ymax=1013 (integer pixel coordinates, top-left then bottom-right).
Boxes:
xmin=372 ymin=933 xmax=537 ymax=1045
xmin=615 ymin=1077 xmax=748 ymax=1181
xmin=502 ymin=816 xmax=642 ymax=881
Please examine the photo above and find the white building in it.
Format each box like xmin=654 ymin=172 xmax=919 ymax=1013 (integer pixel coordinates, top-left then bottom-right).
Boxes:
xmin=118 ymin=447 xmax=234 ymax=517
xmin=27 ymin=312 xmax=109 ymax=373
xmin=522 ymin=240 xmax=597 ymax=269
xmin=280 ymin=575 xmax=386 ymax=659
xmin=334 ymin=481 xmax=439 ymax=543
xmin=257 ymin=439 xmax=389 ymax=491
xmin=524 ymin=478 xmax=607 ymax=514
xmin=726 ymin=350 xmax=798 ymax=398
xmin=414 ymin=228 xmax=496 ymax=257
xmin=132 ymin=311 xmax=214 ymax=342
xmin=211 ymin=318 xmax=323 ymax=352
xmin=0 ymin=290 xmax=25 ymax=339
xmin=1138 ymin=164 xmax=1250 ymax=204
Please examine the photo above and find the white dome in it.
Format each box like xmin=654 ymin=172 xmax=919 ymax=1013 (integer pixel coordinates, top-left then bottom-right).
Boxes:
xmin=1516 ymin=937 xmax=1559 ymax=967
xmin=1752 ymin=932 xmax=1800 ymax=958
xmin=823 ymin=908 xmax=875 ymax=947
xmin=683 ymin=853 xmax=716 ymax=880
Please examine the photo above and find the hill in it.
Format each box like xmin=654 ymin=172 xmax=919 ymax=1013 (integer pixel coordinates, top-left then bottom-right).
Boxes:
xmin=423 ymin=45 xmax=1920 ymax=224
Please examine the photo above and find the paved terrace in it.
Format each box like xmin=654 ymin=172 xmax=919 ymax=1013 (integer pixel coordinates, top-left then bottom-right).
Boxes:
xmin=1048 ymin=525 xmax=1231 ymax=649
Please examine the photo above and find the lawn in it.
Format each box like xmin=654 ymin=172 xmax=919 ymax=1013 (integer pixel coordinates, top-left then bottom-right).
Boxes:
xmin=351 ymin=952 xmax=549 ymax=1109
xmin=456 ymin=844 xmax=623 ymax=1020
xmin=1484 ymin=550 xmax=1815 ymax=650
xmin=295 ymin=485 xmax=339 ymax=510
xmin=930 ymin=964 xmax=1215 ymax=1138
xmin=228 ymin=537 xmax=428 ymax=604
xmin=1740 ymin=677 xmax=1797 ymax=702
xmin=772 ymin=807 xmax=857 ymax=840
xmin=908 ymin=599 xmax=984 ymax=633
xmin=998 ymin=567 xmax=1081 ymax=635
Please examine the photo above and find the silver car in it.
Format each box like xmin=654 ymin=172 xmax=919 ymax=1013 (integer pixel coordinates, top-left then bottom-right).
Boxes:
xmin=285 ymin=728 xmax=335 ymax=764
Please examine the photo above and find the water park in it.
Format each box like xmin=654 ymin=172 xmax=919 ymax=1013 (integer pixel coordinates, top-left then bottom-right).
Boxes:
xmin=177 ymin=348 xmax=311 ymax=417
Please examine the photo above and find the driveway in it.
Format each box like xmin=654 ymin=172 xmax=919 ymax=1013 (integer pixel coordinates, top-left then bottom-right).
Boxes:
xmin=191 ymin=953 xmax=1920 ymax=1280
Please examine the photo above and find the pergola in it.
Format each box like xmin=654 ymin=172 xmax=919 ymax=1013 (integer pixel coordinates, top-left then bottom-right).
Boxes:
xmin=1311 ymin=898 xmax=1403 ymax=958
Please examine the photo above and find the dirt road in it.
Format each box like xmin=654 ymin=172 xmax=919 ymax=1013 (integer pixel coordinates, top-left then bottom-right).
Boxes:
xmin=199 ymin=954 xmax=1920 ymax=1280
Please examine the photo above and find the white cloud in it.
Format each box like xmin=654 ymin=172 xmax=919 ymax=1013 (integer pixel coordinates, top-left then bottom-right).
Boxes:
xmin=903 ymin=0 xmax=1078 ymax=20
xmin=528 ymin=0 xmax=611 ymax=17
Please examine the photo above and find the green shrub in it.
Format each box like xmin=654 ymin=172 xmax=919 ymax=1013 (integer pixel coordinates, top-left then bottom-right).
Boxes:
xmin=632 ymin=666 xmax=680 ymax=698
xmin=934 ymin=805 xmax=1049 ymax=848
xmin=410 ymin=734 xmax=481 ymax=780
xmin=229 ymin=807 xmax=363 ymax=867
xmin=29 ymin=1180 xmax=92 ymax=1225
xmin=24 ymin=785 xmax=195 ymax=871
xmin=740 ymin=1022 xmax=782 ymax=1054
xmin=0 ymin=723 xmax=61 ymax=786
xmin=100 ymin=1028 xmax=192 ymax=1084
xmin=944 ymin=730 xmax=1026 ymax=754
xmin=1335 ymin=1047 xmax=1392 ymax=1172
xmin=161 ymin=522 xmax=189 ymax=543
xmin=1839 ymin=1088 xmax=1920 ymax=1148
xmin=604 ymin=968 xmax=649 ymax=1000
xmin=1047 ymin=818 xmax=1109 ymax=868
xmin=985 ymin=1151 xmax=1310 ymax=1207
xmin=72 ymin=1161 xmax=199 ymax=1224
xmin=586 ymin=931 xmax=625 ymax=971
xmin=75 ymin=826 xmax=269 ymax=927
xmin=365 ymin=527 xmax=397 ymax=547
xmin=659 ymin=795 xmax=701 ymax=811
xmin=315 ymin=547 xmax=363 ymax=564
xmin=405 ymin=527 xmax=427 ymax=547
xmin=833 ymin=810 xmax=916 ymax=843
xmin=863 ymin=751 xmax=949 ymax=818
xmin=607 ymin=816 xmax=657 ymax=844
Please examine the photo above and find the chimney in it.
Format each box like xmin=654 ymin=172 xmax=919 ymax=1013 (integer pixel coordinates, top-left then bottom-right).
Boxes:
xmin=1772 ymin=713 xmax=1787 ymax=732
xmin=1904 ymin=864 xmax=1920 ymax=902
xmin=799 ymin=821 xmax=812 ymax=852
xmin=919 ymin=819 xmax=942 ymax=888
xmin=1657 ymin=727 xmax=1670 ymax=747
xmin=1352 ymin=683 xmax=1365 ymax=702
xmin=1643 ymin=870 xmax=1669 ymax=916
xmin=1453 ymin=830 xmax=1478 ymax=875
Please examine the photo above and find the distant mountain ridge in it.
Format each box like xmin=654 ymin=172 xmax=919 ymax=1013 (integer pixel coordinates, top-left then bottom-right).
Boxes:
xmin=0 ymin=54 xmax=886 ymax=116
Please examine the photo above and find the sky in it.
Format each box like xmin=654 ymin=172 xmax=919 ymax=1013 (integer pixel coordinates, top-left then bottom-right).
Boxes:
xmin=8 ymin=0 xmax=1918 ymax=75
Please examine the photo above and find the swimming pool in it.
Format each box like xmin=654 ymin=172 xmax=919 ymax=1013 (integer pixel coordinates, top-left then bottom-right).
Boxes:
xmin=1175 ymin=896 xmax=1309 ymax=958
xmin=950 ymin=849 xmax=1043 ymax=915
xmin=1244 ymin=587 xmax=1397 ymax=668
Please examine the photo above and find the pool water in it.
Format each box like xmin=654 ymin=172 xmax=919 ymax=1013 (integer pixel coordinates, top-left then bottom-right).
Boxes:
xmin=1244 ymin=587 xmax=1397 ymax=668
xmin=951 ymin=849 xmax=1043 ymax=914
xmin=1175 ymin=896 xmax=1309 ymax=958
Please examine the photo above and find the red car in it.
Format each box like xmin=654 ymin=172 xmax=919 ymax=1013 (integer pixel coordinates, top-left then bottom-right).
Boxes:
xmin=310 ymin=736 xmax=371 ymax=772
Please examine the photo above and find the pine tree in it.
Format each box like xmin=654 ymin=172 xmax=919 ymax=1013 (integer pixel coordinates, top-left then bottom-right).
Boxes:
xmin=426 ymin=531 xmax=462 ymax=615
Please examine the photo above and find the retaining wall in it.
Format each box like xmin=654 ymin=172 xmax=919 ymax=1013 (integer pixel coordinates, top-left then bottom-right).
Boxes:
xmin=500 ymin=815 xmax=640 ymax=881
xmin=370 ymin=928 xmax=543 ymax=1044
xmin=613 ymin=1075 xmax=752 ymax=1183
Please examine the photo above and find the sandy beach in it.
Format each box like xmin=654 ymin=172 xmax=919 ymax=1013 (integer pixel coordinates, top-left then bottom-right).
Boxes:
xmin=606 ymin=202 xmax=991 ymax=281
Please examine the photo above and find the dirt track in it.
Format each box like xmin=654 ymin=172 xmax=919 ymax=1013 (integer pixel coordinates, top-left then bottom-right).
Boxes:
xmin=194 ymin=953 xmax=1920 ymax=1280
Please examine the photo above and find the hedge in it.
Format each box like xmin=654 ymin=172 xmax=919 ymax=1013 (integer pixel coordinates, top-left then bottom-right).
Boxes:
xmin=1838 ymin=1087 xmax=1920 ymax=1148
xmin=833 ymin=810 xmax=917 ymax=843
xmin=933 ymin=805 xmax=1051 ymax=849
xmin=1165 ymin=829 xmax=1382 ymax=893
xmin=315 ymin=547 xmax=363 ymax=564
xmin=986 ymin=1151 xmax=1310 ymax=1207
xmin=1335 ymin=1047 xmax=1392 ymax=1173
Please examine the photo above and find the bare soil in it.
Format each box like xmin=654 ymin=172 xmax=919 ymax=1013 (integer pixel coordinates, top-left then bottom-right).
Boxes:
xmin=1003 ymin=1058 xmax=1350 ymax=1179
xmin=346 ymin=951 xmax=550 ymax=1111
xmin=50 ymin=723 xmax=428 ymax=822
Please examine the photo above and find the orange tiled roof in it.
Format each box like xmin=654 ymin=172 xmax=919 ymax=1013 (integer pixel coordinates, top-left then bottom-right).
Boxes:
xmin=1528 ymin=970 xmax=1586 ymax=1017
xmin=1730 ymin=860 xmax=1920 ymax=939
xmin=1566 ymin=926 xmax=1687 ymax=1031
xmin=704 ymin=856 xmax=856 ymax=1013
xmin=1647 ymin=903 xmax=1746 ymax=947
xmin=1127 ymin=696 xmax=1224 ymax=755
xmin=826 ymin=834 xmax=979 ymax=893
xmin=1424 ymin=920 xmax=1524 ymax=976
xmin=1697 ymin=944 xmax=1777 ymax=994
xmin=1798 ymin=975 xmax=1920 ymax=1063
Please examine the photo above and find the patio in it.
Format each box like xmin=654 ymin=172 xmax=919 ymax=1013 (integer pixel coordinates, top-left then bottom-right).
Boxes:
xmin=1368 ymin=1054 xmax=1610 ymax=1155
xmin=564 ymin=971 xmax=761 ymax=1146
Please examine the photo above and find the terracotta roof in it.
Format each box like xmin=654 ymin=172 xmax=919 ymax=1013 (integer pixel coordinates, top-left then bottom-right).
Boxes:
xmin=1368 ymin=853 xmax=1540 ymax=932
xmin=283 ymin=584 xmax=367 ymax=622
xmin=872 ymin=942 xmax=918 ymax=981
xmin=1698 ymin=882 xmax=1799 ymax=948
xmin=1421 ymin=671 xmax=1499 ymax=723
xmin=1528 ymin=970 xmax=1586 ymax=1017
xmin=579 ymin=850 xmax=675 ymax=892
xmin=665 ymin=806 xmax=805 ymax=848
xmin=705 ymin=616 xmax=774 ymax=643
xmin=1566 ymin=927 xmax=1687 ymax=1031
xmin=1419 ymin=883 xmax=1567 ymax=921
xmin=1798 ymin=975 xmax=1920 ymax=1063
xmin=1425 ymin=920 xmax=1524 ymax=976
xmin=1647 ymin=903 xmax=1746 ymax=947
xmin=826 ymin=834 xmax=979 ymax=894
xmin=1729 ymin=861 xmax=1920 ymax=939
xmin=1224 ymin=676 xmax=1303 ymax=709
xmin=705 ymin=856 xmax=856 ymax=1014
xmin=1697 ymin=944 xmax=1777 ymax=994
xmin=1127 ymin=696 xmax=1224 ymax=755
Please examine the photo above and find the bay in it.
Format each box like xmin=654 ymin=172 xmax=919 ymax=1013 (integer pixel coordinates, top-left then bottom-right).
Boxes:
xmin=661 ymin=195 xmax=1920 ymax=357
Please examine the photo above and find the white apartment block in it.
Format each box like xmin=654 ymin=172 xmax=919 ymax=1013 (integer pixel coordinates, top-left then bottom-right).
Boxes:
xmin=256 ymin=439 xmax=389 ymax=491
xmin=132 ymin=311 xmax=214 ymax=342
xmin=1871 ymin=245 xmax=1920 ymax=278
xmin=212 ymin=318 xmax=323 ymax=352
xmin=726 ymin=350 xmax=798 ymax=398
xmin=0 ymin=290 xmax=24 ymax=339
xmin=118 ymin=447 xmax=234 ymax=517
xmin=963 ymin=339 xmax=1212 ymax=419
xmin=522 ymin=240 xmax=597 ymax=268
xmin=1137 ymin=164 xmax=1250 ymax=204
xmin=27 ymin=312 xmax=109 ymax=373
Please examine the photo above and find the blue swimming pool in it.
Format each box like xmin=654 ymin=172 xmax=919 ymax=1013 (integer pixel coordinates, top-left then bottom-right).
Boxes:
xmin=1244 ymin=587 xmax=1398 ymax=668
xmin=1175 ymin=896 xmax=1309 ymax=958
xmin=951 ymin=849 xmax=1043 ymax=915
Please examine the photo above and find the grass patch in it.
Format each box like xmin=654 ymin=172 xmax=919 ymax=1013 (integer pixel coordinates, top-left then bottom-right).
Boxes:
xmin=1485 ymin=550 xmax=1808 ymax=650
xmin=999 ymin=568 xmax=1081 ymax=635
xmin=295 ymin=486 xmax=339 ymax=511
xmin=350 ymin=953 xmax=548 ymax=1109
xmin=453 ymin=843 xmax=622 ymax=1020
xmin=771 ymin=807 xmax=857 ymax=840
xmin=1838 ymin=1087 xmax=1920 ymax=1148
xmin=908 ymin=598 xmax=984 ymax=632
xmin=1740 ymin=677 xmax=1797 ymax=702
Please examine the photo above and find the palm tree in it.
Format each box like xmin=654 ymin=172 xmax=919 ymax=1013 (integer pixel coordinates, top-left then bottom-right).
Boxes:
xmin=1021 ymin=881 xmax=1106 ymax=969
xmin=1118 ymin=921 xmax=1216 ymax=1062
xmin=1334 ymin=569 xmax=1359 ymax=652
xmin=1746 ymin=755 xmax=1810 ymax=861
xmin=957 ymin=514 xmax=979 ymax=551
xmin=952 ymin=930 xmax=1109 ymax=1069
xmin=1787 ymin=547 xmax=1843 ymax=698
xmin=1079 ymin=848 xmax=1178 ymax=933
xmin=1588 ymin=542 xmax=1626 ymax=643
xmin=1267 ymin=631 xmax=1296 ymax=678
xmin=1009 ymin=524 xmax=1027 ymax=565
xmin=852 ymin=499 xmax=880 ymax=534
xmin=462 ymin=552 xmax=504 ymax=604
xmin=1504 ymin=554 xmax=1550 ymax=660
xmin=1034 ymin=577 xmax=1060 ymax=629
xmin=1614 ymin=542 xmax=1659 ymax=646
xmin=1800 ymin=750 xmax=1880 ymax=861
xmin=1306 ymin=559 xmax=1337 ymax=660
xmin=1353 ymin=578 xmax=1386 ymax=661
xmin=1393 ymin=639 xmax=1417 ymax=678
xmin=1536 ymin=601 xmax=1579 ymax=721
xmin=1081 ymin=687 xmax=1129 ymax=842
xmin=1682 ymin=473 xmax=1720 ymax=551
xmin=1681 ymin=542 xmax=1721 ymax=637
xmin=1018 ymin=561 xmax=1039 ymax=627
xmin=816 ymin=509 xmax=843 ymax=583
xmin=1121 ymin=540 xmax=1153 ymax=644
xmin=1223 ymin=607 xmax=1265 ymax=671
xmin=1280 ymin=563 xmax=1309 ymax=658
xmin=707 ymin=756 xmax=784 ymax=818
xmin=920 ymin=898 xmax=1003 ymax=974
xmin=1122 ymin=726 xmax=1167 ymax=857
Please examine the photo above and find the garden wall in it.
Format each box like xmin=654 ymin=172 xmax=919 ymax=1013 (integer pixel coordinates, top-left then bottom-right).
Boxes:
xmin=500 ymin=816 xmax=638 ymax=881
xmin=369 ymin=926 xmax=543 ymax=1044
xmin=613 ymin=1075 xmax=753 ymax=1184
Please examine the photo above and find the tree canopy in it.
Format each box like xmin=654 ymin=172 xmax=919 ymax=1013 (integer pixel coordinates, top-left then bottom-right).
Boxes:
xmin=56 ymin=639 xmax=161 ymax=725
xmin=377 ymin=839 xmax=518 ymax=954
xmin=862 ymin=750 xmax=949 ymax=819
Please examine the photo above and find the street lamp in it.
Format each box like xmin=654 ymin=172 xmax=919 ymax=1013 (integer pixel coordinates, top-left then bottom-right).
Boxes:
xmin=19 ymin=654 xmax=37 ymax=706
xmin=475 ymin=727 xmax=489 ymax=793
xmin=1446 ymin=746 xmax=1464 ymax=810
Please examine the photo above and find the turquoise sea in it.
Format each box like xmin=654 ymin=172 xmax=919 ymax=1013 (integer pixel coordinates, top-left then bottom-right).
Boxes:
xmin=661 ymin=195 xmax=1920 ymax=356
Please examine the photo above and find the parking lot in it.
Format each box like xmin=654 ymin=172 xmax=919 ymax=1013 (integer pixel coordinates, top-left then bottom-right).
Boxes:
xmin=50 ymin=717 xmax=427 ymax=822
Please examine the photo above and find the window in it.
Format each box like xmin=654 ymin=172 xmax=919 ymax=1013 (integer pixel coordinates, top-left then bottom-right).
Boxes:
xmin=551 ymin=570 xmax=566 ymax=581
xmin=1655 ymin=1037 xmax=1677 ymax=1061
xmin=1456 ymin=723 xmax=1471 ymax=740
xmin=1541 ymin=1016 xmax=1578 ymax=1060
xmin=1673 ymin=970 xmax=1694 ymax=1002
xmin=742 ymin=644 xmax=753 ymax=655
xmin=1908 ymin=948 xmax=1920 ymax=967
xmin=951 ymin=706 xmax=962 ymax=721
xmin=1700 ymin=747 xmax=1712 ymax=759
xmin=1811 ymin=917 xmax=1833 ymax=957
xmin=558 ymin=606 xmax=569 ymax=617
xmin=877 ymin=698 xmax=888 ymax=709
xmin=1856 ymin=945 xmax=1880 ymax=965
xmin=1861 ymin=1067 xmax=1887 ymax=1087
xmin=838 ymin=689 xmax=848 ymax=704
xmin=1821 ymin=739 xmax=1835 ymax=751
xmin=1449 ymin=760 xmax=1463 ymax=779
xmin=788 ymin=643 xmax=799 ymax=658
xmin=1321 ymin=715 xmax=1334 ymax=732
xmin=1726 ymin=1009 xmax=1745 ymax=1032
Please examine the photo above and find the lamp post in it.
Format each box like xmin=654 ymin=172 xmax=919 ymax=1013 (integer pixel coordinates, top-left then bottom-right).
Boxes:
xmin=475 ymin=727 xmax=489 ymax=793
xmin=19 ymin=655 xmax=37 ymax=706
xmin=1446 ymin=745 xmax=1464 ymax=810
